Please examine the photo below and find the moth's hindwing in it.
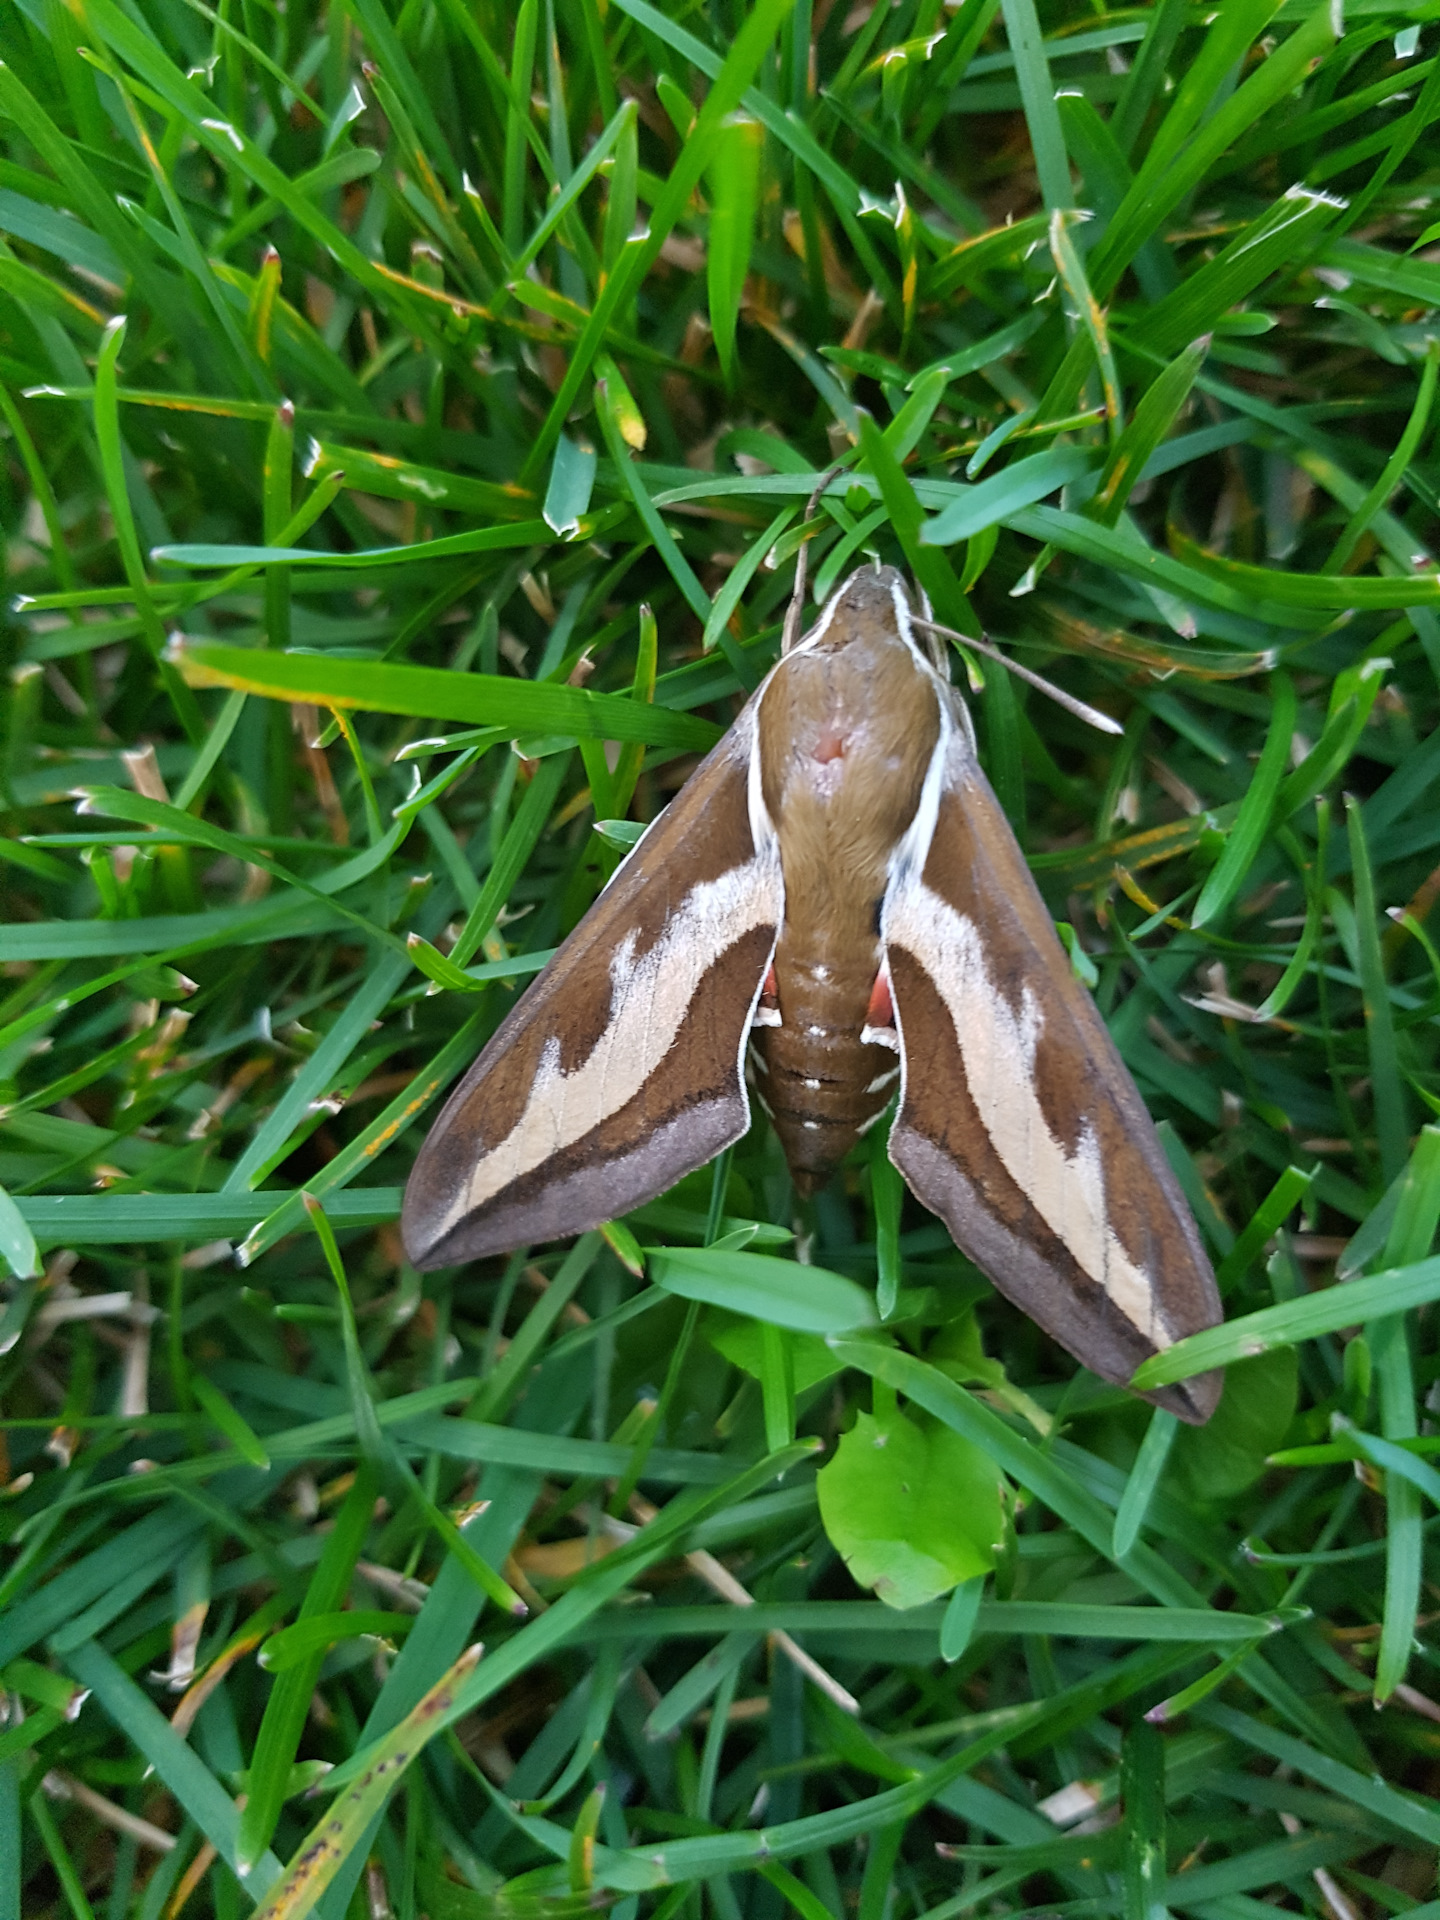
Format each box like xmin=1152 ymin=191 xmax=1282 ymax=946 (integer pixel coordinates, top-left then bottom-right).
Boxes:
xmin=884 ymin=716 xmax=1222 ymax=1424
xmin=402 ymin=710 xmax=781 ymax=1269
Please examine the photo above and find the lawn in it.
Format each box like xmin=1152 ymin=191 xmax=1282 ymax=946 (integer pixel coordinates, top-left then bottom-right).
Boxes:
xmin=4 ymin=0 xmax=1440 ymax=1915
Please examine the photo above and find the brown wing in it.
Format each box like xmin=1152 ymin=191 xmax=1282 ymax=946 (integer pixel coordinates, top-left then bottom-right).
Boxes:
xmin=403 ymin=709 xmax=780 ymax=1268
xmin=884 ymin=718 xmax=1221 ymax=1423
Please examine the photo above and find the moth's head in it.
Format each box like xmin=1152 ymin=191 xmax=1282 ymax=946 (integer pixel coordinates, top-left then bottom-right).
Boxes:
xmin=826 ymin=561 xmax=909 ymax=626
xmin=802 ymin=564 xmax=947 ymax=674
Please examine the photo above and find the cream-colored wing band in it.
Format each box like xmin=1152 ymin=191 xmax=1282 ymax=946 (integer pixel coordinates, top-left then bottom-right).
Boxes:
xmin=884 ymin=876 xmax=1169 ymax=1349
xmin=434 ymin=850 xmax=782 ymax=1240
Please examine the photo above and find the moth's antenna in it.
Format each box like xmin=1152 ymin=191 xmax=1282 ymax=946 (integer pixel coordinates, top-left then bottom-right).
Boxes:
xmin=782 ymin=464 xmax=846 ymax=653
xmin=911 ymin=616 xmax=1124 ymax=736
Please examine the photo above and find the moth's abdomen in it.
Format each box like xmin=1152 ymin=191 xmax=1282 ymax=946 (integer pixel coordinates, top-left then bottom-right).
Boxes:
xmin=753 ymin=951 xmax=897 ymax=1193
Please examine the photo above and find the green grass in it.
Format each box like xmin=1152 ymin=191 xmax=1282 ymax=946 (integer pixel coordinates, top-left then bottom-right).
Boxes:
xmin=4 ymin=0 xmax=1440 ymax=1913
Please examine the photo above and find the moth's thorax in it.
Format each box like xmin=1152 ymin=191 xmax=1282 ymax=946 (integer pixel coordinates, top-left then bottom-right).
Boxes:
xmin=752 ymin=572 xmax=943 ymax=1190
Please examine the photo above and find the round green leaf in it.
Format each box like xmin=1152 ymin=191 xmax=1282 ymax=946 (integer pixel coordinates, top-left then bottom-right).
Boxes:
xmin=817 ymin=1408 xmax=1004 ymax=1610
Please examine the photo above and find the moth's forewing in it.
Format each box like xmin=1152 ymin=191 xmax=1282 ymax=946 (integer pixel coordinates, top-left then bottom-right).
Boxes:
xmin=402 ymin=710 xmax=781 ymax=1269
xmin=884 ymin=718 xmax=1222 ymax=1424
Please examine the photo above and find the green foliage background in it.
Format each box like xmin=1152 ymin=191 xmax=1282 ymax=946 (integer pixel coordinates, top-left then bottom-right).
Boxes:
xmin=5 ymin=0 xmax=1440 ymax=1913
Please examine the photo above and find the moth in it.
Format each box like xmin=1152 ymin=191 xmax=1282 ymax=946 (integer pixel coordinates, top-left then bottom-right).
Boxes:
xmin=403 ymin=562 xmax=1222 ymax=1423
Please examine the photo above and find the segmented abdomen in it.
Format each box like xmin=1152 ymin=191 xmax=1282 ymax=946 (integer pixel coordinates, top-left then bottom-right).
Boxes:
xmin=751 ymin=941 xmax=897 ymax=1193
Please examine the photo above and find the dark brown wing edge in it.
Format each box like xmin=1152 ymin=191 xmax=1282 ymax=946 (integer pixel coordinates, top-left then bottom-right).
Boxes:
xmin=402 ymin=708 xmax=781 ymax=1269
xmin=885 ymin=724 xmax=1222 ymax=1424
